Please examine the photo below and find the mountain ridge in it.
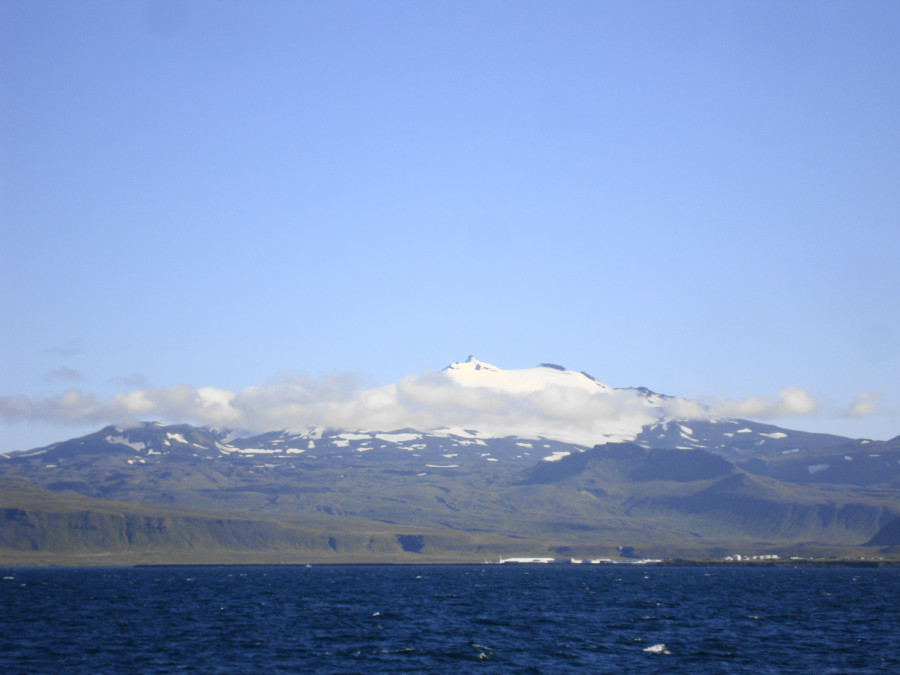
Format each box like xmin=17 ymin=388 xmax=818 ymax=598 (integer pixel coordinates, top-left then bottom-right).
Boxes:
xmin=2 ymin=358 xmax=898 ymax=564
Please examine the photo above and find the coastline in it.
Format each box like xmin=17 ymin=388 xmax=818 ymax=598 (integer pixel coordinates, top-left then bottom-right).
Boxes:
xmin=3 ymin=557 xmax=900 ymax=569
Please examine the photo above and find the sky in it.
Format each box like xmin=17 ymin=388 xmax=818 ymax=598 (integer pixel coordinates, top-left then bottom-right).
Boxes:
xmin=2 ymin=0 xmax=899 ymax=452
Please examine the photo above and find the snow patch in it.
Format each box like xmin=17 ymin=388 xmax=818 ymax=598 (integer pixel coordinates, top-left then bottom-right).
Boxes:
xmin=376 ymin=432 xmax=421 ymax=443
xmin=760 ymin=432 xmax=787 ymax=439
xmin=104 ymin=435 xmax=146 ymax=452
xmin=808 ymin=464 xmax=829 ymax=474
xmin=543 ymin=450 xmax=571 ymax=462
xmin=431 ymin=427 xmax=483 ymax=439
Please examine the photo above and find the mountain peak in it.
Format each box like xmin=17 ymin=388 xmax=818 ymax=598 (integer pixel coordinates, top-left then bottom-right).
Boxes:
xmin=442 ymin=357 xmax=612 ymax=395
xmin=460 ymin=355 xmax=499 ymax=371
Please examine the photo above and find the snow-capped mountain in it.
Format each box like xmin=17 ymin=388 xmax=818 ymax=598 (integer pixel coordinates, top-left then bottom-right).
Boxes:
xmin=4 ymin=357 xmax=900 ymax=564
xmin=256 ymin=356 xmax=673 ymax=448
xmin=3 ymin=357 xmax=868 ymax=467
xmin=7 ymin=357 xmax=888 ymax=476
xmin=430 ymin=356 xmax=671 ymax=445
xmin=443 ymin=356 xmax=614 ymax=393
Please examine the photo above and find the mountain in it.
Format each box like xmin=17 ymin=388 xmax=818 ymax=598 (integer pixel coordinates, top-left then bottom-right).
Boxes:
xmin=632 ymin=419 xmax=852 ymax=459
xmin=339 ymin=355 xmax=671 ymax=446
xmin=2 ymin=358 xmax=898 ymax=564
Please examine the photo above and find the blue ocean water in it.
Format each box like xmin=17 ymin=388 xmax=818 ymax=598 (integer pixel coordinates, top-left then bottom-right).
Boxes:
xmin=1 ymin=565 xmax=898 ymax=673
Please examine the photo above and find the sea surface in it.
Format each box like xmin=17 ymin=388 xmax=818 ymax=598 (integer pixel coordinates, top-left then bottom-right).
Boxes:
xmin=1 ymin=565 xmax=899 ymax=673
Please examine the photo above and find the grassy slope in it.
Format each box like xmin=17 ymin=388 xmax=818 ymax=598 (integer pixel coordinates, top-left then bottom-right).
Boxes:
xmin=4 ymin=438 xmax=900 ymax=565
xmin=0 ymin=479 xmax=561 ymax=566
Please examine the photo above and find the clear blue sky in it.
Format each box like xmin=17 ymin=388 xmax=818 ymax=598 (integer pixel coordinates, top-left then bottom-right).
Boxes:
xmin=2 ymin=1 xmax=898 ymax=451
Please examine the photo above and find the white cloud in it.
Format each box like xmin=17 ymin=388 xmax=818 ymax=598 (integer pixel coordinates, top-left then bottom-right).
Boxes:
xmin=0 ymin=370 xmax=885 ymax=446
xmin=657 ymin=397 xmax=709 ymax=420
xmin=0 ymin=389 xmax=106 ymax=424
xmin=0 ymin=371 xmax=661 ymax=445
xmin=697 ymin=387 xmax=818 ymax=420
xmin=844 ymin=393 xmax=882 ymax=418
